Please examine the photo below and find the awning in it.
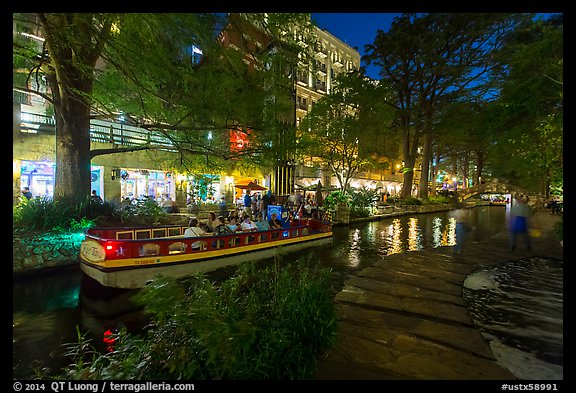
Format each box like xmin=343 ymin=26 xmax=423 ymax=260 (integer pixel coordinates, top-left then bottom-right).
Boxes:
xmin=235 ymin=181 xmax=267 ymax=191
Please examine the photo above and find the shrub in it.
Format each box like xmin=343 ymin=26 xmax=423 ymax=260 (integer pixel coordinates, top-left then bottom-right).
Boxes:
xmin=397 ymin=197 xmax=423 ymax=205
xmin=350 ymin=206 xmax=370 ymax=218
xmin=61 ymin=261 xmax=337 ymax=380
xmin=323 ymin=190 xmax=350 ymax=212
xmin=13 ymin=196 xmax=127 ymax=232
xmin=554 ymin=217 xmax=563 ymax=241
xmin=427 ymin=195 xmax=452 ymax=204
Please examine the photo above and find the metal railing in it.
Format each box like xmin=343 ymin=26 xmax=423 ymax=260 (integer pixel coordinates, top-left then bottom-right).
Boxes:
xmin=19 ymin=111 xmax=177 ymax=150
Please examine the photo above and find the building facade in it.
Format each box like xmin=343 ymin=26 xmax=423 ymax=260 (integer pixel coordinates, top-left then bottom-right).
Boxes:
xmin=13 ymin=14 xmax=413 ymax=208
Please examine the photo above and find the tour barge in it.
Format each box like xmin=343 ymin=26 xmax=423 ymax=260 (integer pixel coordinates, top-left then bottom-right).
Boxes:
xmin=79 ymin=219 xmax=332 ymax=289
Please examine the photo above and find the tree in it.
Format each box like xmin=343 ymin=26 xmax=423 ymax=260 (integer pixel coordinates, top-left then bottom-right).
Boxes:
xmin=483 ymin=15 xmax=563 ymax=197
xmin=364 ymin=13 xmax=531 ymax=199
xmin=13 ymin=13 xmax=314 ymax=204
xmin=299 ymin=71 xmax=395 ymax=193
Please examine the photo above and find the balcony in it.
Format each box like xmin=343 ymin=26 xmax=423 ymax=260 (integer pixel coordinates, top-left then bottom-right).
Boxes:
xmin=315 ymin=44 xmax=327 ymax=59
xmin=333 ymin=58 xmax=344 ymax=68
xmin=17 ymin=111 xmax=177 ymax=151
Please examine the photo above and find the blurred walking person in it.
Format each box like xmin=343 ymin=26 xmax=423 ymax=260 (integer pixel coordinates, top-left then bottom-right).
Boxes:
xmin=509 ymin=194 xmax=533 ymax=251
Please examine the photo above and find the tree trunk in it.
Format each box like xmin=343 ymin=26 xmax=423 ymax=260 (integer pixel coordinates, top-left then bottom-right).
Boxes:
xmin=418 ymin=131 xmax=432 ymax=199
xmin=47 ymin=70 xmax=93 ymax=203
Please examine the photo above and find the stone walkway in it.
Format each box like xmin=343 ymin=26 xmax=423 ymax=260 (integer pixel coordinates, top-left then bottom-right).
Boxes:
xmin=314 ymin=212 xmax=563 ymax=380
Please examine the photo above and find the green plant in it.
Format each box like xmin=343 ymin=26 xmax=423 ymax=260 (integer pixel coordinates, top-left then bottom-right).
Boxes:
xmin=60 ymin=261 xmax=337 ymax=380
xmin=427 ymin=195 xmax=452 ymax=204
xmin=554 ymin=217 xmax=563 ymax=241
xmin=323 ymin=190 xmax=350 ymax=212
xmin=398 ymin=197 xmax=423 ymax=205
xmin=349 ymin=187 xmax=380 ymax=211
xmin=350 ymin=206 xmax=370 ymax=218
xmin=123 ymin=198 xmax=167 ymax=225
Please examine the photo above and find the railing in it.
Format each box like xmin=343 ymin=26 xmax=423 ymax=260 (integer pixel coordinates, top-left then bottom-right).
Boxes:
xmin=19 ymin=111 xmax=177 ymax=151
xmin=85 ymin=220 xmax=330 ymax=261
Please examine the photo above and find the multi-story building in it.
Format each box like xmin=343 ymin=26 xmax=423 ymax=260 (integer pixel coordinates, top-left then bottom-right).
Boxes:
xmin=13 ymin=14 xmax=410 ymax=208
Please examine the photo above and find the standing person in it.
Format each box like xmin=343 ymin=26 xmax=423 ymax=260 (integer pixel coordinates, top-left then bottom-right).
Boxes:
xmin=509 ymin=194 xmax=533 ymax=251
xmin=21 ymin=186 xmax=33 ymax=201
xmin=451 ymin=209 xmax=471 ymax=254
xmin=243 ymin=189 xmax=253 ymax=219
xmin=91 ymin=190 xmax=103 ymax=204
xmin=219 ymin=197 xmax=227 ymax=217
xmin=260 ymin=190 xmax=272 ymax=221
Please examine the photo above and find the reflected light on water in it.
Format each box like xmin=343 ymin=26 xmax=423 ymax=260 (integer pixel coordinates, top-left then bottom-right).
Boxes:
xmin=346 ymin=228 xmax=362 ymax=267
xmin=388 ymin=219 xmax=403 ymax=255
xmin=407 ymin=217 xmax=423 ymax=251
xmin=447 ymin=217 xmax=457 ymax=246
xmin=432 ymin=217 xmax=443 ymax=247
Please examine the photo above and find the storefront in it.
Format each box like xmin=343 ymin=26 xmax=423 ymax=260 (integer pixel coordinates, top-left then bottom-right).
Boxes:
xmin=18 ymin=160 xmax=103 ymax=200
xmin=119 ymin=169 xmax=174 ymax=202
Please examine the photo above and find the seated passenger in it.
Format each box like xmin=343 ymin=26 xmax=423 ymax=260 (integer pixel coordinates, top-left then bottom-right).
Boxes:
xmin=269 ymin=213 xmax=283 ymax=229
xmin=213 ymin=216 xmax=233 ymax=236
xmin=227 ymin=217 xmax=239 ymax=232
xmin=184 ymin=217 xmax=208 ymax=250
xmin=240 ymin=215 xmax=257 ymax=232
xmin=205 ymin=211 xmax=217 ymax=232
xmin=254 ymin=212 xmax=271 ymax=231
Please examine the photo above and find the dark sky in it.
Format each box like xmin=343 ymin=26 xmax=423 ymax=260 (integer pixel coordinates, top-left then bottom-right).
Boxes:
xmin=311 ymin=13 xmax=401 ymax=80
xmin=311 ymin=12 xmax=560 ymax=81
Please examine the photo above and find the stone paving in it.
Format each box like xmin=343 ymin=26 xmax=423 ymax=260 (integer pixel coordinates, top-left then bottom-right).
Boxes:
xmin=314 ymin=212 xmax=563 ymax=380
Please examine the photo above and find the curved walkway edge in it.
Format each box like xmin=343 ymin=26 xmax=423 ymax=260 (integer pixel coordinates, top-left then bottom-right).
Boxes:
xmin=314 ymin=212 xmax=563 ymax=380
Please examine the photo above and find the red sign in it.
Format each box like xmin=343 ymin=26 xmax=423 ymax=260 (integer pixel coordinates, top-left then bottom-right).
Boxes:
xmin=229 ymin=129 xmax=250 ymax=152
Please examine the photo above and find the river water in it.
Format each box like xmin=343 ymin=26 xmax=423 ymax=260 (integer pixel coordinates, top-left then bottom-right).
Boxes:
xmin=12 ymin=206 xmax=563 ymax=380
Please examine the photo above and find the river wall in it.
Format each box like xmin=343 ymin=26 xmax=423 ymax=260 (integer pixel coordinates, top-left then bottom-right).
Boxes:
xmin=13 ymin=231 xmax=83 ymax=276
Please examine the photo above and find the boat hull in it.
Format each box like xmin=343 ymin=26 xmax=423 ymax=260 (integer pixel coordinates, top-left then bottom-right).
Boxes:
xmin=80 ymin=232 xmax=332 ymax=289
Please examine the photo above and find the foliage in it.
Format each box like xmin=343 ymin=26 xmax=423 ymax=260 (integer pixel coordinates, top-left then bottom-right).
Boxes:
xmin=480 ymin=15 xmax=563 ymax=194
xmin=427 ymin=195 xmax=453 ymax=205
xmin=553 ymin=216 xmax=562 ymax=241
xmin=396 ymin=197 xmax=423 ymax=206
xmin=13 ymin=13 xmax=316 ymax=202
xmin=299 ymin=71 xmax=394 ymax=193
xmin=60 ymin=261 xmax=337 ymax=380
xmin=12 ymin=196 xmax=116 ymax=232
xmin=323 ymin=190 xmax=350 ymax=212
xmin=349 ymin=206 xmax=370 ymax=218
xmin=12 ymin=194 xmax=174 ymax=231
xmin=350 ymin=187 xmax=380 ymax=214
xmin=364 ymin=13 xmax=532 ymax=199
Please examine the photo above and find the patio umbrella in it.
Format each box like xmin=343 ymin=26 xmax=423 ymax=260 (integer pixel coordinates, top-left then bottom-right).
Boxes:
xmin=315 ymin=180 xmax=324 ymax=206
xmin=235 ymin=181 xmax=267 ymax=191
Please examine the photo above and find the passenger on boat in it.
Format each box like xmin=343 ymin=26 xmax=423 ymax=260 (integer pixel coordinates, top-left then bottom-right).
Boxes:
xmin=254 ymin=212 xmax=271 ymax=231
xmin=269 ymin=213 xmax=283 ymax=229
xmin=206 ymin=211 xmax=217 ymax=232
xmin=227 ymin=217 xmax=239 ymax=232
xmin=184 ymin=217 xmax=208 ymax=250
xmin=213 ymin=216 xmax=233 ymax=235
xmin=227 ymin=209 xmax=240 ymax=224
xmin=240 ymin=215 xmax=257 ymax=231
